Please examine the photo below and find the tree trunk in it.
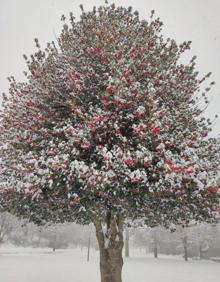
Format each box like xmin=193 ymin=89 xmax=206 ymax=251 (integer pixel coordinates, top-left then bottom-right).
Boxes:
xmin=199 ymin=243 xmax=203 ymax=259
xmin=93 ymin=212 xmax=124 ymax=282
xmin=182 ymin=236 xmax=188 ymax=261
xmin=183 ymin=244 xmax=188 ymax=261
xmin=87 ymin=230 xmax=91 ymax=262
xmin=99 ymin=247 xmax=123 ymax=282
xmin=153 ymin=244 xmax=158 ymax=258
xmin=52 ymin=231 xmax=57 ymax=252
xmin=125 ymin=228 xmax=129 ymax=258
xmin=153 ymin=229 xmax=158 ymax=259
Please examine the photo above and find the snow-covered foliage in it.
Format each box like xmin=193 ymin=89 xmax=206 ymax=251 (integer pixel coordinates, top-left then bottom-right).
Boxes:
xmin=0 ymin=4 xmax=219 ymax=227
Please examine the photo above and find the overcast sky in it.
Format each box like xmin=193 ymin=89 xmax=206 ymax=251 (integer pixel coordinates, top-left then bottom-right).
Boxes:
xmin=0 ymin=0 xmax=220 ymax=135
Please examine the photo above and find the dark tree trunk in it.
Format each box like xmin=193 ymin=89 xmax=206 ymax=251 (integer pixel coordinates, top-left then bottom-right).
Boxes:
xmin=87 ymin=230 xmax=91 ymax=262
xmin=199 ymin=243 xmax=203 ymax=259
xmin=182 ymin=236 xmax=188 ymax=261
xmin=100 ymin=247 xmax=123 ymax=282
xmin=153 ymin=229 xmax=158 ymax=259
xmin=183 ymin=245 xmax=188 ymax=261
xmin=93 ymin=212 xmax=124 ymax=282
xmin=153 ymin=245 xmax=158 ymax=258
xmin=52 ymin=231 xmax=57 ymax=252
xmin=125 ymin=228 xmax=129 ymax=258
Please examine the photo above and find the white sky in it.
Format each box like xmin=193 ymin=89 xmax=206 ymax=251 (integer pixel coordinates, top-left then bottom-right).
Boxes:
xmin=0 ymin=0 xmax=220 ymax=135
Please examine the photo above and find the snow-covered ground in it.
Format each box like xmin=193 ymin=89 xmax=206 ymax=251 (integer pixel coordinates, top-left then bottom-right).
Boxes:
xmin=0 ymin=247 xmax=219 ymax=282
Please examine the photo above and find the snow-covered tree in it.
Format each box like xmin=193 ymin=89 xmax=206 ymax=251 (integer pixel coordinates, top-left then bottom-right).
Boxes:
xmin=0 ymin=212 xmax=16 ymax=244
xmin=0 ymin=4 xmax=220 ymax=282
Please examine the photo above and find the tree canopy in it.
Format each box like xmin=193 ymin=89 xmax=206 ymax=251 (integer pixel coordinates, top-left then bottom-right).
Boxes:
xmin=0 ymin=4 xmax=219 ymax=227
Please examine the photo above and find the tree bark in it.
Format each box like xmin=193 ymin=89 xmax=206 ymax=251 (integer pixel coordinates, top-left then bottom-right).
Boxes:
xmin=199 ymin=243 xmax=203 ymax=260
xmin=99 ymin=247 xmax=123 ymax=282
xmin=182 ymin=236 xmax=188 ymax=261
xmin=153 ymin=229 xmax=158 ymax=259
xmin=153 ymin=244 xmax=158 ymax=258
xmin=52 ymin=231 xmax=57 ymax=252
xmin=93 ymin=212 xmax=124 ymax=282
xmin=125 ymin=228 xmax=129 ymax=258
xmin=87 ymin=230 xmax=91 ymax=262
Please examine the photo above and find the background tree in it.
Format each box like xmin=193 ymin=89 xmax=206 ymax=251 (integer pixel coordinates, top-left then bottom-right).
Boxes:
xmin=152 ymin=228 xmax=159 ymax=259
xmin=0 ymin=212 xmax=16 ymax=244
xmin=0 ymin=3 xmax=220 ymax=282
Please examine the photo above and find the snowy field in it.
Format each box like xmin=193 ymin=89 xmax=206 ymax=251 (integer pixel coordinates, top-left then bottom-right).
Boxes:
xmin=0 ymin=247 xmax=220 ymax=282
